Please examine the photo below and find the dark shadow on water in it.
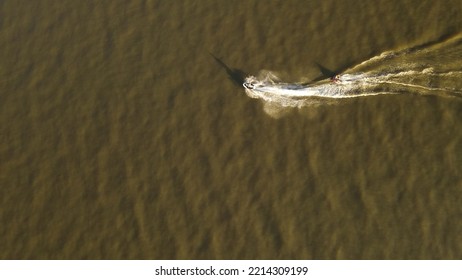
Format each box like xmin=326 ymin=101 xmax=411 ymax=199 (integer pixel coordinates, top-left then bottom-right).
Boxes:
xmin=209 ymin=52 xmax=248 ymax=87
xmin=304 ymin=62 xmax=339 ymax=84
xmin=302 ymin=62 xmax=348 ymax=85
xmin=402 ymin=30 xmax=460 ymax=53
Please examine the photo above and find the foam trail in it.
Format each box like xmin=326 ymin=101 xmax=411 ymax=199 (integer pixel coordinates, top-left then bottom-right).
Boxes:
xmin=243 ymin=34 xmax=462 ymax=108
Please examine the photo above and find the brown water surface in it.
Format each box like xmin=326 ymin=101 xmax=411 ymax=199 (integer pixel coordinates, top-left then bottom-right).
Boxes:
xmin=1 ymin=0 xmax=462 ymax=259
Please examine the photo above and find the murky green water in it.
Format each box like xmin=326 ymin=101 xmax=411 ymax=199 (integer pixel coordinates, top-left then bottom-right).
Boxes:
xmin=1 ymin=0 xmax=462 ymax=259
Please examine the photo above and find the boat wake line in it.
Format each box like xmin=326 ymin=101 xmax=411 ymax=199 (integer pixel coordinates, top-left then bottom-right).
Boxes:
xmin=243 ymin=34 xmax=462 ymax=109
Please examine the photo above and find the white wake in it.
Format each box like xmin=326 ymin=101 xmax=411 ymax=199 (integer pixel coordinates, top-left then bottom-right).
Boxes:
xmin=243 ymin=34 xmax=462 ymax=110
